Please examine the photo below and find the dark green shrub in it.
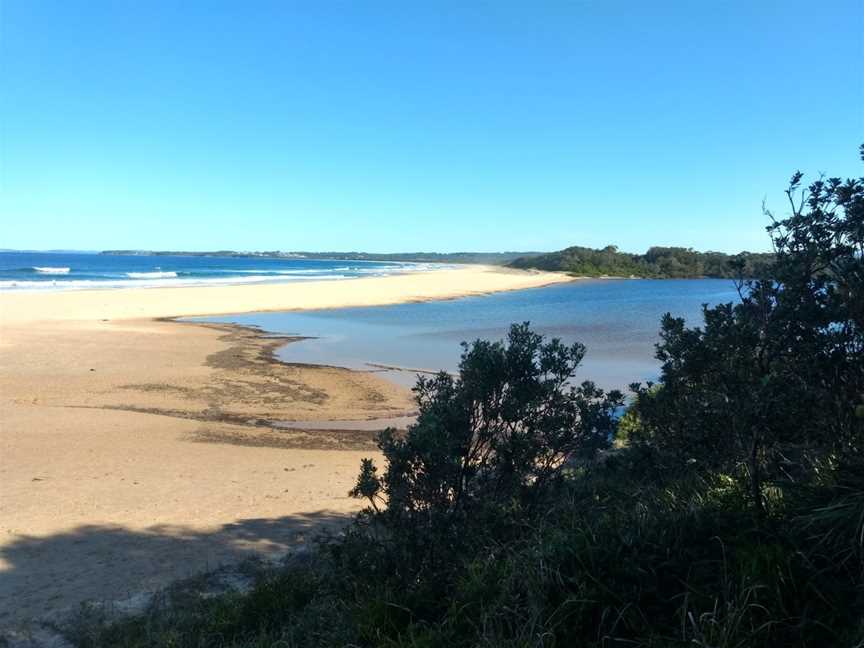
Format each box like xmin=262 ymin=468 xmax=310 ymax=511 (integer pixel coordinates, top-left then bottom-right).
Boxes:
xmin=350 ymin=322 xmax=623 ymax=574
xmin=631 ymin=149 xmax=864 ymax=518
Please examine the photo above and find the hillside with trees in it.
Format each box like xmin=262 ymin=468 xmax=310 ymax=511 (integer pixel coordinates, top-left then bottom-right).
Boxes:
xmin=510 ymin=244 xmax=774 ymax=278
xmin=77 ymin=148 xmax=863 ymax=647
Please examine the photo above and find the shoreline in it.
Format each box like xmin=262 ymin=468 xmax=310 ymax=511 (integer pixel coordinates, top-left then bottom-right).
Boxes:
xmin=0 ymin=316 xmax=416 ymax=625
xmin=0 ymin=265 xmax=572 ymax=324
xmin=0 ymin=266 xmax=570 ymax=626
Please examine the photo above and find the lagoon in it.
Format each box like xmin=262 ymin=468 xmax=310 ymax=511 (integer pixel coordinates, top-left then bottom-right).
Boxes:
xmin=200 ymin=278 xmax=741 ymax=392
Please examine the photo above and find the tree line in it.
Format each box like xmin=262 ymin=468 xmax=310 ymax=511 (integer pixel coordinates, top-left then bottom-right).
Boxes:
xmin=510 ymin=243 xmax=774 ymax=278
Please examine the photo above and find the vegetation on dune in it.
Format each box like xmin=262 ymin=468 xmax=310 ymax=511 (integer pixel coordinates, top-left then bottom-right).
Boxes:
xmin=75 ymin=148 xmax=863 ymax=647
xmin=509 ymin=244 xmax=774 ymax=278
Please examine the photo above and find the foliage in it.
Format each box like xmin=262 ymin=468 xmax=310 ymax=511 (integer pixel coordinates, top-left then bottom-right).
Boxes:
xmin=76 ymin=452 xmax=864 ymax=647
xmin=350 ymin=323 xmax=623 ymax=573
xmin=77 ymin=148 xmax=864 ymax=647
xmin=510 ymin=244 xmax=773 ymax=278
xmin=629 ymin=146 xmax=864 ymax=517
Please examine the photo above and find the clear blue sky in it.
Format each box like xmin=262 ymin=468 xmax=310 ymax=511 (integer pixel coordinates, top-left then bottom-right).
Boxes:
xmin=1 ymin=1 xmax=861 ymax=253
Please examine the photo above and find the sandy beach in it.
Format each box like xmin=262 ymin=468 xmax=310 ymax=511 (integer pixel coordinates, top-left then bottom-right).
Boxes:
xmin=0 ymin=265 xmax=569 ymax=626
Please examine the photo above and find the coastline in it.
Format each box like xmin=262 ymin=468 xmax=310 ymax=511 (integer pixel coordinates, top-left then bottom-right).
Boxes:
xmin=0 ymin=264 xmax=571 ymax=324
xmin=0 ymin=265 xmax=570 ymax=625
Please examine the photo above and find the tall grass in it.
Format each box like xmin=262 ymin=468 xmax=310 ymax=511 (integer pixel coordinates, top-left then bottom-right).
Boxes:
xmin=73 ymin=447 xmax=864 ymax=647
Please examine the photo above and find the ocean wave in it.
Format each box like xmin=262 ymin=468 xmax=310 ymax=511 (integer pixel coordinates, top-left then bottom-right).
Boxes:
xmin=126 ymin=271 xmax=178 ymax=278
xmin=232 ymin=268 xmax=344 ymax=275
xmin=33 ymin=266 xmax=71 ymax=274
xmin=194 ymin=264 xmax=434 ymax=277
xmin=0 ymin=273 xmax=352 ymax=291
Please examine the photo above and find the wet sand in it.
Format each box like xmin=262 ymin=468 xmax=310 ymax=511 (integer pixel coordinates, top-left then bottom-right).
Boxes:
xmin=0 ymin=265 xmax=570 ymax=626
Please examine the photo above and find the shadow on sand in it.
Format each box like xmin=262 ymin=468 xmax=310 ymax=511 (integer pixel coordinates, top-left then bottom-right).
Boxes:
xmin=0 ymin=510 xmax=349 ymax=628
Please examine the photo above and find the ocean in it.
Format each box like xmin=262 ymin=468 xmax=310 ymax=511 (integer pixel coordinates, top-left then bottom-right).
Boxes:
xmin=196 ymin=278 xmax=741 ymax=392
xmin=0 ymin=251 xmax=437 ymax=290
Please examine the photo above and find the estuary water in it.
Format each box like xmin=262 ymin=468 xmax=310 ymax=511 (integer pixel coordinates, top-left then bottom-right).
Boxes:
xmin=199 ymin=278 xmax=741 ymax=393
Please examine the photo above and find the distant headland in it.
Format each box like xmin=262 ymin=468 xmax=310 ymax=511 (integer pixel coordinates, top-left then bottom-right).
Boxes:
xmin=100 ymin=245 xmax=774 ymax=279
xmin=99 ymin=250 xmax=541 ymax=265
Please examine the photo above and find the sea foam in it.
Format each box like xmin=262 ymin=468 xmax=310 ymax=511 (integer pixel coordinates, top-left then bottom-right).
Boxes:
xmin=33 ymin=266 xmax=71 ymax=274
xmin=126 ymin=271 xmax=178 ymax=278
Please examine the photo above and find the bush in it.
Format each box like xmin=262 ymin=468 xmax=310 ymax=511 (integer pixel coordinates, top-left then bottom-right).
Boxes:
xmin=77 ymin=148 xmax=864 ymax=647
xmin=630 ymin=150 xmax=864 ymax=519
xmin=350 ymin=323 xmax=623 ymax=576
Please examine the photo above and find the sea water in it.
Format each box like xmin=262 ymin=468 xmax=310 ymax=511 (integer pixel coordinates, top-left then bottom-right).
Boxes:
xmin=0 ymin=251 xmax=438 ymax=291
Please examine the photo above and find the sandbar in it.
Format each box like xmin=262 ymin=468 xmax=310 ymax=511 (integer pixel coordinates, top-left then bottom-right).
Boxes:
xmin=0 ymin=265 xmax=570 ymax=626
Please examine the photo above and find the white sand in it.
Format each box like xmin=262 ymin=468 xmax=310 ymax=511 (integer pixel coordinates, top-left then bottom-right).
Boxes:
xmin=1 ymin=265 xmax=570 ymax=324
xmin=0 ymin=265 xmax=571 ymax=625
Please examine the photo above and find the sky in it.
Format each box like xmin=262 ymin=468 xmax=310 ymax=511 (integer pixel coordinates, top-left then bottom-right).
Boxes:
xmin=1 ymin=1 xmax=862 ymax=253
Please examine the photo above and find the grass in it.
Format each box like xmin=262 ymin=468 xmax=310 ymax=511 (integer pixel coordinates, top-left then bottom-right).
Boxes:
xmin=68 ymin=447 xmax=864 ymax=648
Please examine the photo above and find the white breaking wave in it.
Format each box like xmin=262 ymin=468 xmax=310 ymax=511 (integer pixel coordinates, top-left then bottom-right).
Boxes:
xmin=126 ymin=271 xmax=178 ymax=278
xmin=0 ymin=261 xmax=449 ymax=292
xmin=33 ymin=266 xmax=71 ymax=274
xmin=0 ymin=273 xmax=352 ymax=292
xmin=232 ymin=269 xmax=325 ymax=275
xmin=232 ymin=268 xmax=349 ymax=275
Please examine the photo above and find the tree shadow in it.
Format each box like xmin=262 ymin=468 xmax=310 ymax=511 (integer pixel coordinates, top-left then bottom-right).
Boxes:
xmin=0 ymin=510 xmax=349 ymax=627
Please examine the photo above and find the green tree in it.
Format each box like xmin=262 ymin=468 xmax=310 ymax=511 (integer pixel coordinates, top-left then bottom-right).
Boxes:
xmin=510 ymin=243 xmax=773 ymax=278
xmin=351 ymin=323 xmax=623 ymax=559
xmin=632 ymin=146 xmax=864 ymax=518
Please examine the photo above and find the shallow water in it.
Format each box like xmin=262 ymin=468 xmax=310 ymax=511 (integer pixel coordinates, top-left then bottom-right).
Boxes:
xmin=198 ymin=278 xmax=741 ymax=392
